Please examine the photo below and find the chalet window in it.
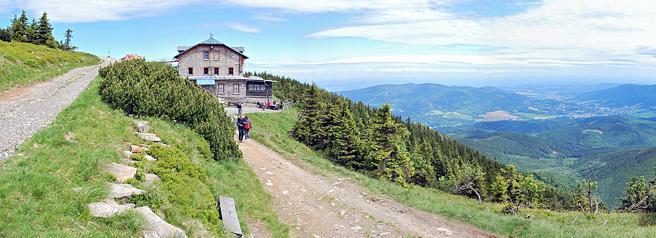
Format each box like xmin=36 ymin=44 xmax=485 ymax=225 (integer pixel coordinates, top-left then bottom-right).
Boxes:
xmin=228 ymin=67 xmax=234 ymax=75
xmin=218 ymin=84 xmax=225 ymax=94
xmin=214 ymin=67 xmax=219 ymax=75
xmin=188 ymin=67 xmax=193 ymax=75
xmin=233 ymin=84 xmax=239 ymax=94
xmin=203 ymin=67 xmax=209 ymax=75
xmin=203 ymin=51 xmax=209 ymax=60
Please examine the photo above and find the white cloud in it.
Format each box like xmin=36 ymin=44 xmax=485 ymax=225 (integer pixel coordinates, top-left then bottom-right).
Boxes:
xmin=226 ymin=23 xmax=260 ymax=33
xmin=9 ymin=0 xmax=196 ymax=22
xmin=308 ymin=1 xmax=656 ymax=56
xmin=252 ymin=13 xmax=286 ymax=22
xmin=223 ymin=0 xmax=438 ymax=13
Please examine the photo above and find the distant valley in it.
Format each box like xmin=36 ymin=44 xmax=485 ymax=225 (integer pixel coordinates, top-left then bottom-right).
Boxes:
xmin=342 ymin=83 xmax=656 ymax=208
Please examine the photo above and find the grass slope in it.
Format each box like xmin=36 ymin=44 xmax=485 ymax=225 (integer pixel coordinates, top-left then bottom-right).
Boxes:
xmin=0 ymin=41 xmax=99 ymax=92
xmin=0 ymin=78 xmax=288 ymax=237
xmin=247 ymin=109 xmax=656 ymax=238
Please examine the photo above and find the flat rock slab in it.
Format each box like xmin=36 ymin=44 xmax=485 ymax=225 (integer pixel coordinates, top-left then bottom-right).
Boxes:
xmin=131 ymin=145 xmax=145 ymax=153
xmin=137 ymin=133 xmax=162 ymax=142
xmin=103 ymin=162 xmax=137 ymax=183
xmin=108 ymin=183 xmax=144 ymax=199
xmin=134 ymin=120 xmax=150 ymax=133
xmin=135 ymin=206 xmax=187 ymax=238
xmin=144 ymin=154 xmax=156 ymax=161
xmin=219 ymin=196 xmax=243 ymax=236
xmin=89 ymin=199 xmax=135 ymax=218
xmin=145 ymin=173 xmax=160 ymax=184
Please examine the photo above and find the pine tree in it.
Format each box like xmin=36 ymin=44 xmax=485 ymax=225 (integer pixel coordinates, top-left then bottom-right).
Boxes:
xmin=409 ymin=139 xmax=436 ymax=186
xmin=491 ymin=174 xmax=510 ymax=202
xmin=367 ymin=104 xmax=414 ymax=185
xmin=291 ymin=84 xmax=325 ymax=147
xmin=10 ymin=11 xmax=29 ymax=42
xmin=621 ymin=176 xmax=653 ymax=211
xmin=326 ymin=101 xmax=361 ymax=167
xmin=35 ymin=12 xmax=56 ymax=47
xmin=26 ymin=19 xmax=37 ymax=44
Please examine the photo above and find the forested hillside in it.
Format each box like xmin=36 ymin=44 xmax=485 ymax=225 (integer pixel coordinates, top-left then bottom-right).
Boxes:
xmin=340 ymin=83 xmax=566 ymax=127
xmin=252 ymin=72 xmax=591 ymax=212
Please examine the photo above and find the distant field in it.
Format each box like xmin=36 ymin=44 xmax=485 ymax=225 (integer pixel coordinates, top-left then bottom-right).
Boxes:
xmin=249 ymin=109 xmax=656 ymax=238
xmin=0 ymin=41 xmax=99 ymax=92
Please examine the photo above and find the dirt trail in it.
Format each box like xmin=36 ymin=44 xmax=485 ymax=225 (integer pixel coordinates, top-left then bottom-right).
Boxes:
xmin=0 ymin=59 xmax=111 ymax=159
xmin=239 ymin=139 xmax=495 ymax=238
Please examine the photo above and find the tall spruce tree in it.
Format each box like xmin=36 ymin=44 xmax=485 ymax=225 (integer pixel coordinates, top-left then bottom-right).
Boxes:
xmin=35 ymin=12 xmax=56 ymax=47
xmin=26 ymin=19 xmax=37 ymax=44
xmin=368 ymin=104 xmax=413 ymax=185
xmin=326 ymin=101 xmax=361 ymax=168
xmin=10 ymin=11 xmax=29 ymax=42
xmin=291 ymin=84 xmax=325 ymax=147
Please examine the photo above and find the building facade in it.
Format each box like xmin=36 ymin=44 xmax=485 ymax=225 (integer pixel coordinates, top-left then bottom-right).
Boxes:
xmin=175 ymin=36 xmax=273 ymax=103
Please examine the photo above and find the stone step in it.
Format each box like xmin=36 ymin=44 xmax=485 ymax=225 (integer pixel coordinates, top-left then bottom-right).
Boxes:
xmin=135 ymin=206 xmax=187 ymax=238
xmin=89 ymin=199 xmax=135 ymax=218
xmin=145 ymin=173 xmax=161 ymax=185
xmin=137 ymin=133 xmax=161 ymax=142
xmin=134 ymin=120 xmax=150 ymax=133
xmin=103 ymin=162 xmax=137 ymax=183
xmin=108 ymin=183 xmax=144 ymax=199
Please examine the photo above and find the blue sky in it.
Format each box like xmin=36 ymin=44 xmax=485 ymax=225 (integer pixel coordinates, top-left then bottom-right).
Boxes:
xmin=1 ymin=0 xmax=655 ymax=90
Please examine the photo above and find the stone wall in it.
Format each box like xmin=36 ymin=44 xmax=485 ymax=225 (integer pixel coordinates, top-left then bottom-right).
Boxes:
xmin=177 ymin=45 xmax=244 ymax=77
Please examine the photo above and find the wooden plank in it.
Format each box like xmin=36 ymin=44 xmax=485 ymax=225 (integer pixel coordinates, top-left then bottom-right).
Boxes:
xmin=218 ymin=196 xmax=243 ymax=237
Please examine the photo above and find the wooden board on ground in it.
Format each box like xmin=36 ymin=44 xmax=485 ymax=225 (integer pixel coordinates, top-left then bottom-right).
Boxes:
xmin=218 ymin=196 xmax=243 ymax=237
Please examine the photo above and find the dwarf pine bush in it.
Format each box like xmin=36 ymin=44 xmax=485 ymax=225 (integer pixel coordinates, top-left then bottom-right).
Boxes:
xmin=98 ymin=59 xmax=240 ymax=160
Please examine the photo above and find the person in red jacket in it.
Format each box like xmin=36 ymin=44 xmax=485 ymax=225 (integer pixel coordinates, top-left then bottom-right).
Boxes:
xmin=243 ymin=116 xmax=251 ymax=139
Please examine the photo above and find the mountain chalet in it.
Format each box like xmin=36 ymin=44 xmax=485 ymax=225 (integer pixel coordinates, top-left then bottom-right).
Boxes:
xmin=175 ymin=36 xmax=273 ymax=103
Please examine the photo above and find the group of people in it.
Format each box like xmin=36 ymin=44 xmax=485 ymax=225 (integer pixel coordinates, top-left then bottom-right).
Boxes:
xmin=236 ymin=114 xmax=251 ymax=143
xmin=256 ymin=100 xmax=283 ymax=110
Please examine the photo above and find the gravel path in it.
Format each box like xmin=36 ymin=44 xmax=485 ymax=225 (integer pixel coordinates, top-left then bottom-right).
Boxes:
xmin=0 ymin=59 xmax=109 ymax=160
xmin=240 ymin=139 xmax=496 ymax=238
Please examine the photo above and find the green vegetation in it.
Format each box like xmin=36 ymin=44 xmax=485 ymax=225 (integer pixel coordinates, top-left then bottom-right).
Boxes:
xmin=3 ymin=10 xmax=76 ymax=50
xmin=257 ymin=72 xmax=573 ymax=211
xmin=0 ymin=78 xmax=288 ymax=237
xmin=248 ymin=109 xmax=656 ymax=238
xmin=458 ymin=115 xmax=656 ymax=208
xmin=99 ymin=59 xmax=240 ymax=160
xmin=0 ymin=40 xmax=99 ymax=92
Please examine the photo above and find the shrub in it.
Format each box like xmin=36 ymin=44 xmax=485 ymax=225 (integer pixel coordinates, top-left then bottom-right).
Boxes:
xmin=98 ymin=60 xmax=240 ymax=160
xmin=0 ymin=28 xmax=11 ymax=42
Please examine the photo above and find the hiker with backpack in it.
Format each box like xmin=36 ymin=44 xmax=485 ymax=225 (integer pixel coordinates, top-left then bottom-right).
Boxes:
xmin=244 ymin=116 xmax=251 ymax=139
xmin=236 ymin=115 xmax=246 ymax=143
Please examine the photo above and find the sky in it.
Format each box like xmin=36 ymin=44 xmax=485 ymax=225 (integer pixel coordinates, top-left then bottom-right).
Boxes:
xmin=0 ymin=0 xmax=655 ymax=90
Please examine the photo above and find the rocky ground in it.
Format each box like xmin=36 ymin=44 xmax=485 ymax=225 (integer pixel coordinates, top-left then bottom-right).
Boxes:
xmin=0 ymin=59 xmax=110 ymax=159
xmin=239 ymin=139 xmax=494 ymax=238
